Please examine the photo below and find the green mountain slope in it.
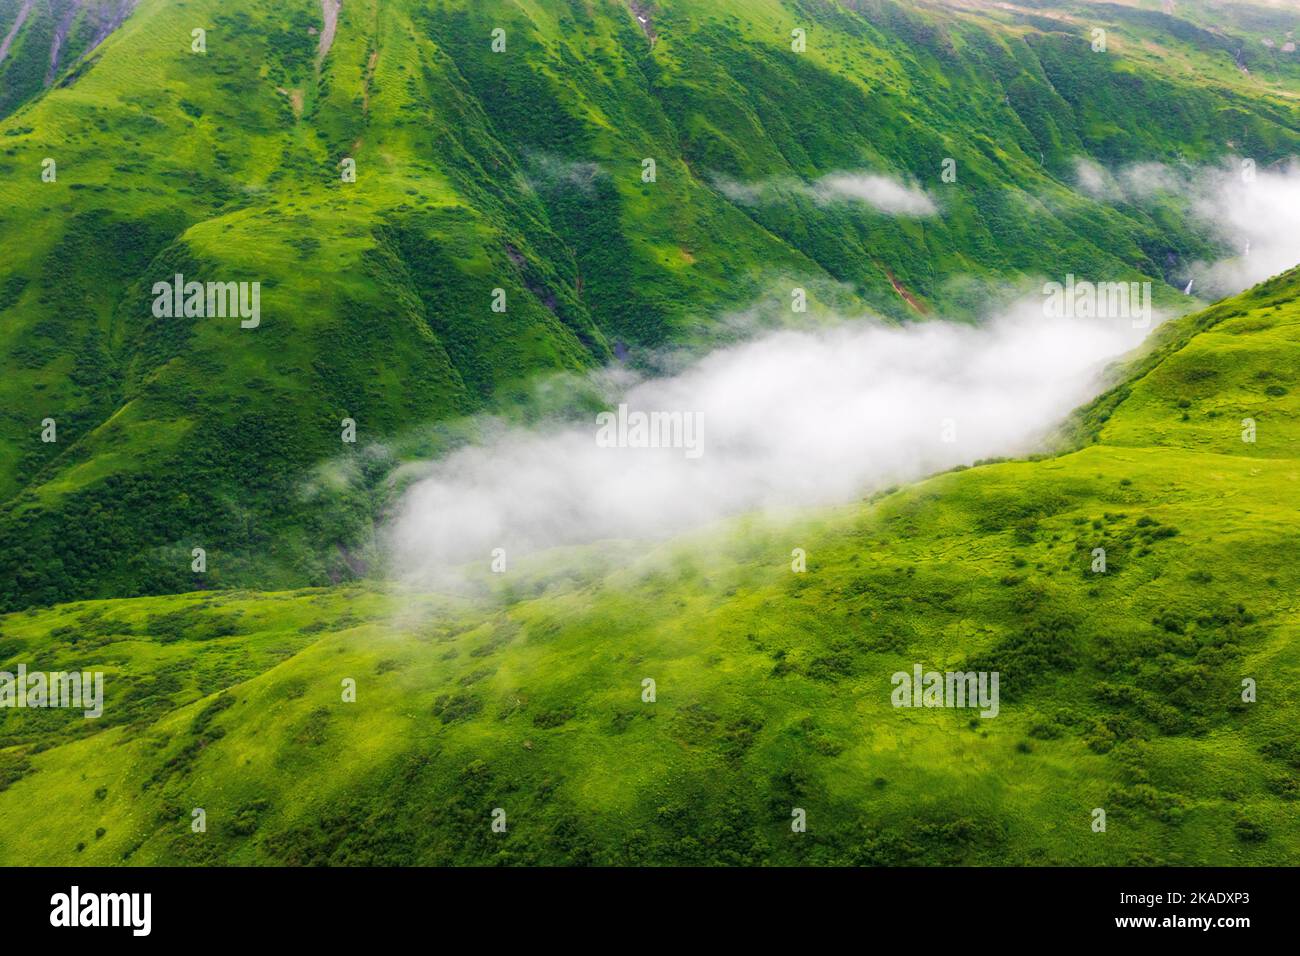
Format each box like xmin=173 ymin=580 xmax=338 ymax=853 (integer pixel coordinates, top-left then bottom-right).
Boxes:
xmin=3 ymin=0 xmax=1299 ymax=611
xmin=1 ymin=265 xmax=1295 ymax=866
xmin=0 ymin=0 xmax=138 ymax=121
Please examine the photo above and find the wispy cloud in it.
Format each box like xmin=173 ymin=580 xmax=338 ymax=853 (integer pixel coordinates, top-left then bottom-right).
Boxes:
xmin=1073 ymin=157 xmax=1119 ymax=201
xmin=524 ymin=150 xmax=607 ymax=194
xmin=1187 ymin=160 xmax=1300 ymax=296
xmin=714 ymin=169 xmax=937 ymax=216
xmin=1074 ymin=156 xmax=1300 ymax=297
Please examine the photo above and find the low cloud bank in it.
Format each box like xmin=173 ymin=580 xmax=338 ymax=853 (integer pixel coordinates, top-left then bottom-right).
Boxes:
xmin=387 ymin=301 xmax=1149 ymax=584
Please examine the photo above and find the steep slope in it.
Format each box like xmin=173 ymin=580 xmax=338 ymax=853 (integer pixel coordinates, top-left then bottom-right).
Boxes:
xmin=0 ymin=0 xmax=139 ymax=120
xmin=1 ymin=266 xmax=1295 ymax=865
xmin=1 ymin=0 xmax=1298 ymax=611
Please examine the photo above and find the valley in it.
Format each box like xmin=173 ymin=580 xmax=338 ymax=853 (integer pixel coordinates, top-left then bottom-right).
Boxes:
xmin=0 ymin=0 xmax=1297 ymax=868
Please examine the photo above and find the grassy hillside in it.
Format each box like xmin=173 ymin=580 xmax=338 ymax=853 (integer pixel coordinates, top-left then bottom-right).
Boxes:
xmin=3 ymin=0 xmax=1299 ymax=611
xmin=1 ymin=265 xmax=1295 ymax=866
